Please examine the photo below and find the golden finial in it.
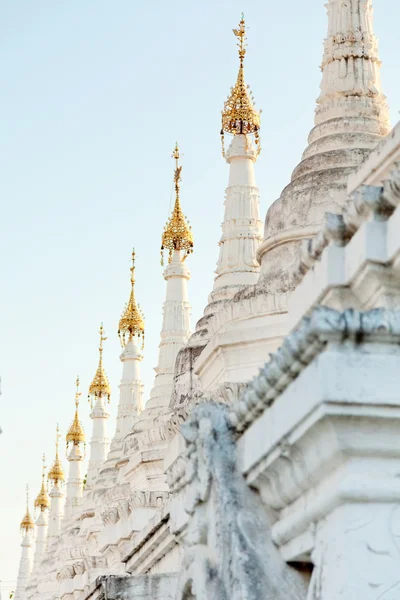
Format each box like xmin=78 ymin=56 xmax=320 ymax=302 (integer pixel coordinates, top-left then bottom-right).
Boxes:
xmin=88 ymin=323 xmax=111 ymax=403
xmin=220 ymin=14 xmax=261 ymax=157
xmin=161 ymin=143 xmax=194 ymax=266
xmin=34 ymin=454 xmax=50 ymax=512
xmin=20 ymin=485 xmax=35 ymax=532
xmin=118 ymin=250 xmax=145 ymax=348
xmin=66 ymin=376 xmax=85 ymax=446
xmin=48 ymin=424 xmax=65 ymax=484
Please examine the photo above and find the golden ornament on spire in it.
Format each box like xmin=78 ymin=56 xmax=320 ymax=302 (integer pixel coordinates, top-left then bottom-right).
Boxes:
xmin=220 ymin=14 xmax=261 ymax=156
xmin=20 ymin=485 xmax=35 ymax=532
xmin=161 ymin=143 xmax=194 ymax=266
xmin=48 ymin=424 xmax=65 ymax=484
xmin=66 ymin=376 xmax=85 ymax=446
xmin=118 ymin=250 xmax=145 ymax=348
xmin=34 ymin=454 xmax=50 ymax=512
xmin=88 ymin=323 xmax=111 ymax=403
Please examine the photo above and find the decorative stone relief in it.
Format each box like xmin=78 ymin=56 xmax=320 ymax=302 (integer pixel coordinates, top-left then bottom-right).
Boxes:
xmin=293 ymin=165 xmax=400 ymax=284
xmin=307 ymin=503 xmax=400 ymax=600
xmin=173 ymin=402 xmax=307 ymax=600
xmin=100 ymin=489 xmax=170 ymax=526
xmin=233 ymin=306 xmax=400 ymax=433
xmin=213 ymin=381 xmax=248 ymax=405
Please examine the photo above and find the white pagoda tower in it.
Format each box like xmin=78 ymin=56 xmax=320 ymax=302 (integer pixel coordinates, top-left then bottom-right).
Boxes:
xmin=115 ymin=250 xmax=145 ymax=439
xmin=86 ymin=324 xmax=111 ymax=488
xmin=134 ymin=144 xmax=193 ymax=419
xmin=32 ymin=455 xmax=50 ymax=569
xmin=258 ymin=0 xmax=390 ymax=291
xmin=14 ymin=487 xmax=35 ymax=600
xmin=152 ymin=142 xmax=194 ymax=411
xmin=169 ymin=16 xmax=263 ymax=405
xmin=121 ymin=143 xmax=194 ymax=489
xmin=47 ymin=425 xmax=65 ymax=546
xmin=95 ymin=250 xmax=145 ymax=489
xmin=63 ymin=378 xmax=85 ymax=522
xmin=214 ymin=13 xmax=263 ymax=302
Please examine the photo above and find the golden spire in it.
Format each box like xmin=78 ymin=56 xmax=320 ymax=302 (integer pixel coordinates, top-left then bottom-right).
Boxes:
xmin=220 ymin=14 xmax=261 ymax=156
xmin=88 ymin=323 xmax=111 ymax=403
xmin=48 ymin=424 xmax=65 ymax=484
xmin=118 ymin=250 xmax=145 ymax=348
xmin=34 ymin=454 xmax=50 ymax=512
xmin=66 ymin=376 xmax=85 ymax=446
xmin=20 ymin=485 xmax=35 ymax=532
xmin=161 ymin=143 xmax=194 ymax=266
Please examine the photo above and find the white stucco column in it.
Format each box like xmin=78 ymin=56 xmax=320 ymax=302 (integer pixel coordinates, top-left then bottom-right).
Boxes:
xmin=15 ymin=530 xmax=34 ymax=600
xmin=86 ymin=395 xmax=110 ymax=487
xmin=146 ymin=250 xmax=191 ymax=412
xmin=47 ymin=481 xmax=64 ymax=545
xmin=63 ymin=444 xmax=84 ymax=522
xmin=85 ymin=324 xmax=111 ymax=488
xmin=33 ymin=510 xmax=48 ymax=570
xmin=211 ymin=134 xmax=263 ymax=300
xmin=114 ymin=336 xmax=144 ymax=440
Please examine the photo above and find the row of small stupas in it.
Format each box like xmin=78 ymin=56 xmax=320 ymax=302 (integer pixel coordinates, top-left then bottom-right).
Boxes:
xmin=14 ymin=135 xmax=194 ymax=598
xmin=13 ymin=1 xmax=395 ymax=597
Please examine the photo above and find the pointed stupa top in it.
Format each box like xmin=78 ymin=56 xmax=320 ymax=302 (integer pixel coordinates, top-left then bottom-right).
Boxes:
xmin=118 ymin=251 xmax=145 ymax=347
xmin=48 ymin=424 xmax=65 ymax=483
xmin=258 ymin=0 xmax=390 ymax=289
xmin=161 ymin=143 xmax=194 ymax=265
xmin=34 ymin=454 xmax=50 ymax=512
xmin=88 ymin=323 xmax=111 ymax=401
xmin=20 ymin=485 xmax=35 ymax=532
xmin=220 ymin=14 xmax=261 ymax=153
xmin=66 ymin=377 xmax=85 ymax=446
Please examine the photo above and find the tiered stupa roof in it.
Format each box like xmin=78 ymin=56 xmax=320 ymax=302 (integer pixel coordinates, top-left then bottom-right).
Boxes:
xmin=88 ymin=323 xmax=111 ymax=402
xmin=118 ymin=251 xmax=145 ymax=347
xmin=220 ymin=14 xmax=261 ymax=154
xmin=20 ymin=486 xmax=35 ymax=532
xmin=66 ymin=377 xmax=85 ymax=446
xmin=48 ymin=424 xmax=65 ymax=483
xmin=34 ymin=454 xmax=50 ymax=512
xmin=161 ymin=143 xmax=194 ymax=265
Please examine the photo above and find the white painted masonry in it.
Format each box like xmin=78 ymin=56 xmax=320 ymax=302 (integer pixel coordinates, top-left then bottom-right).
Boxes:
xmin=15 ymin=2 xmax=400 ymax=599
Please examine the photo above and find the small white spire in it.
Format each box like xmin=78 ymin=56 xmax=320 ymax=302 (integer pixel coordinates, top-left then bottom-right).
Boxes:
xmin=86 ymin=325 xmax=111 ymax=488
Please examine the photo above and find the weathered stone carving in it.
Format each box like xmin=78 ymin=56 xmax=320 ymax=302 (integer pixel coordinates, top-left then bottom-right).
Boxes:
xmin=293 ymin=166 xmax=400 ymax=285
xmin=174 ymin=402 xmax=307 ymax=600
xmin=382 ymin=163 xmax=400 ymax=208
xmin=234 ymin=306 xmax=400 ymax=433
xmin=84 ymin=555 xmax=108 ymax=570
xmin=294 ymin=213 xmax=348 ymax=284
xmin=100 ymin=489 xmax=170 ymax=526
xmin=101 ymin=506 xmax=119 ymax=526
xmin=213 ymin=382 xmax=248 ymax=405
xmin=56 ymin=564 xmax=75 ymax=582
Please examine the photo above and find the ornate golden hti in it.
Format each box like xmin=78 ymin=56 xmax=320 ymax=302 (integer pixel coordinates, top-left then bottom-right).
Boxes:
xmin=161 ymin=143 xmax=194 ymax=266
xmin=48 ymin=424 xmax=65 ymax=484
xmin=20 ymin=485 xmax=35 ymax=532
xmin=34 ymin=454 xmax=50 ymax=512
xmin=88 ymin=323 xmax=111 ymax=404
xmin=66 ymin=376 xmax=86 ymax=447
xmin=220 ymin=14 xmax=261 ymax=157
xmin=118 ymin=250 xmax=145 ymax=348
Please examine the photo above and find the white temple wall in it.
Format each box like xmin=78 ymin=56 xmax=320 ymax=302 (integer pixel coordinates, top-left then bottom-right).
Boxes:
xmin=242 ymin=340 xmax=400 ymax=597
xmin=195 ymin=311 xmax=288 ymax=393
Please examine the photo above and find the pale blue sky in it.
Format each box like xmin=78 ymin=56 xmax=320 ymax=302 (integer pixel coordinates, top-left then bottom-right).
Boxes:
xmin=1 ymin=0 xmax=399 ymax=590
